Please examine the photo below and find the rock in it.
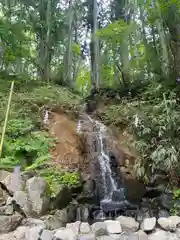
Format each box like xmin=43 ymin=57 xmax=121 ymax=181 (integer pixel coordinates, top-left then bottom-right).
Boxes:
xmin=112 ymin=189 xmax=126 ymax=202
xmin=13 ymin=191 xmax=32 ymax=215
xmin=54 ymin=228 xmax=76 ymax=240
xmin=55 ymin=209 xmax=69 ymax=223
xmin=140 ymin=217 xmax=156 ymax=232
xmin=0 ymin=170 xmax=11 ymax=182
xmin=116 ymin=216 xmax=139 ymax=232
xmin=13 ymin=226 xmax=28 ymax=239
xmin=158 ymin=210 xmax=169 ymax=218
xmin=0 ymin=214 xmax=22 ymax=233
xmin=104 ymin=220 xmax=122 ymax=234
xmin=82 ymin=179 xmax=95 ymax=195
xmin=66 ymin=221 xmax=81 ymax=235
xmin=76 ymin=205 xmax=89 ymax=222
xmin=25 ymin=225 xmax=44 ymax=240
xmin=158 ymin=194 xmax=178 ymax=210
xmin=118 ymin=231 xmax=148 ymax=240
xmin=1 ymin=170 xmax=24 ymax=193
xmin=135 ymin=230 xmax=148 ymax=240
xmin=80 ymin=222 xmax=91 ymax=234
xmin=54 ymin=185 xmax=72 ymax=210
xmin=0 ymin=232 xmax=14 ymax=240
xmin=148 ymin=229 xmax=172 ymax=240
xmin=97 ymin=236 xmax=120 ymax=240
xmin=0 ymin=205 xmax=8 ymax=215
xmin=91 ymin=222 xmax=108 ymax=236
xmin=40 ymin=229 xmax=53 ymax=240
xmin=77 ymin=234 xmax=95 ymax=240
xmin=136 ymin=208 xmax=151 ymax=222
xmin=22 ymin=218 xmax=46 ymax=228
xmin=6 ymin=196 xmax=13 ymax=205
xmin=158 ymin=216 xmax=180 ymax=231
xmin=5 ymin=204 xmax=13 ymax=215
xmin=41 ymin=214 xmax=64 ymax=230
xmin=26 ymin=177 xmax=50 ymax=216
xmin=176 ymin=228 xmax=180 ymax=238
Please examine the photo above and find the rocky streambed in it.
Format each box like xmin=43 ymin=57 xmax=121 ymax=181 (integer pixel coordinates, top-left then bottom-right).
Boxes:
xmin=0 ymin=169 xmax=179 ymax=240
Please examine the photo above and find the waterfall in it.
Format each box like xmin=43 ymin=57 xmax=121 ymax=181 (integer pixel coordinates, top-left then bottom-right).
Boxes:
xmin=96 ymin=121 xmax=117 ymax=200
xmin=77 ymin=114 xmax=126 ymax=203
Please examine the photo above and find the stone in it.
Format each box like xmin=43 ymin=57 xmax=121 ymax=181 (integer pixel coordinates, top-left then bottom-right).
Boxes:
xmin=40 ymin=229 xmax=53 ymax=240
xmin=0 ymin=232 xmax=14 ymax=240
xmin=25 ymin=226 xmax=44 ymax=240
xmin=26 ymin=177 xmax=50 ymax=216
xmin=6 ymin=196 xmax=13 ymax=205
xmin=116 ymin=216 xmax=139 ymax=232
xmin=104 ymin=220 xmax=122 ymax=234
xmin=55 ymin=209 xmax=69 ymax=223
xmin=118 ymin=232 xmax=147 ymax=240
xmin=42 ymin=214 xmax=64 ymax=230
xmin=80 ymin=222 xmax=91 ymax=234
xmin=176 ymin=228 xmax=180 ymax=238
xmin=140 ymin=217 xmax=156 ymax=232
xmin=0 ymin=170 xmax=11 ymax=182
xmin=91 ymin=222 xmax=108 ymax=236
xmin=13 ymin=191 xmax=32 ymax=215
xmin=54 ymin=228 xmax=76 ymax=240
xmin=158 ymin=210 xmax=169 ymax=218
xmin=66 ymin=221 xmax=81 ymax=235
xmin=148 ymin=229 xmax=172 ymax=240
xmin=22 ymin=218 xmax=46 ymax=228
xmin=1 ymin=170 xmax=24 ymax=193
xmin=53 ymin=185 xmax=72 ymax=210
xmin=135 ymin=230 xmax=148 ymax=240
xmin=0 ymin=214 xmax=22 ymax=233
xmin=13 ymin=226 xmax=28 ymax=239
xmin=5 ymin=204 xmax=13 ymax=215
xmin=77 ymin=234 xmax=95 ymax=240
xmin=97 ymin=236 xmax=120 ymax=240
xmin=158 ymin=216 xmax=180 ymax=231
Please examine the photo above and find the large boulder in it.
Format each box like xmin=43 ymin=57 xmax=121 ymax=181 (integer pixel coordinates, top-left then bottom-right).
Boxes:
xmin=0 ymin=214 xmax=22 ymax=233
xmin=26 ymin=177 xmax=50 ymax=216
xmin=53 ymin=185 xmax=72 ymax=210
xmin=116 ymin=216 xmax=139 ymax=232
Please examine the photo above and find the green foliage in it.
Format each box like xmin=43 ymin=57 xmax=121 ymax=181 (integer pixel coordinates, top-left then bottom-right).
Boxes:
xmin=40 ymin=168 xmax=81 ymax=197
xmin=171 ymin=188 xmax=180 ymax=215
xmin=101 ymin=88 xmax=180 ymax=184
xmin=0 ymin=117 xmax=55 ymax=169
xmin=59 ymin=172 xmax=81 ymax=187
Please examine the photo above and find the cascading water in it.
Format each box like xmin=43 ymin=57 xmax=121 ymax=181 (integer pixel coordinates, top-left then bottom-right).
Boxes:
xmin=96 ymin=121 xmax=117 ymax=199
xmin=77 ymin=114 xmax=132 ymax=213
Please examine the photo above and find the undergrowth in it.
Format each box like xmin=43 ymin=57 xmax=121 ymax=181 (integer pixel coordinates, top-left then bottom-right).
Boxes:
xmin=0 ymin=118 xmax=55 ymax=170
xmin=40 ymin=169 xmax=81 ymax=197
xmin=0 ymin=79 xmax=82 ymax=192
xmin=102 ymin=84 xmax=180 ymax=186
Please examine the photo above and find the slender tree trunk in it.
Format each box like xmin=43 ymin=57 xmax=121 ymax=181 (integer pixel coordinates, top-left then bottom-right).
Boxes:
xmin=64 ymin=0 xmax=73 ymax=87
xmin=92 ymin=0 xmax=101 ymax=89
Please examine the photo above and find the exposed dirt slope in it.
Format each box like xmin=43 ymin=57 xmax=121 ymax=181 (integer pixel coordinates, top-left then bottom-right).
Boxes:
xmin=49 ymin=112 xmax=84 ymax=170
xmin=48 ymin=110 xmax=137 ymax=182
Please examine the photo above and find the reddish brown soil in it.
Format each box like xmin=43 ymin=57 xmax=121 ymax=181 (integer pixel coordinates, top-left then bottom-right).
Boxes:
xmin=49 ymin=112 xmax=84 ymax=170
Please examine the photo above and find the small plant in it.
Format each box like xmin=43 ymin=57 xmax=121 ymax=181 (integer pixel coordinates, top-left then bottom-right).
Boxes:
xmin=59 ymin=172 xmax=81 ymax=187
xmin=40 ymin=169 xmax=81 ymax=197
xmin=0 ymin=118 xmax=55 ymax=169
xmin=171 ymin=189 xmax=180 ymax=215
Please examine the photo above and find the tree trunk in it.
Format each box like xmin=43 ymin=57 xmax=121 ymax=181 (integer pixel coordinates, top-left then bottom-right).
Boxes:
xmin=64 ymin=0 xmax=73 ymax=87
